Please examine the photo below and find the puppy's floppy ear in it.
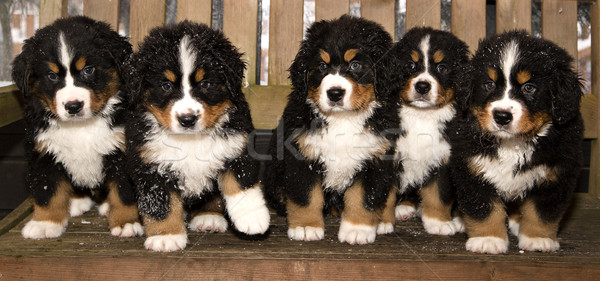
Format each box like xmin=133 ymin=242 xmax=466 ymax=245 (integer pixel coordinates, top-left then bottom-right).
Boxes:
xmin=453 ymin=63 xmax=475 ymax=114
xmin=11 ymin=53 xmax=31 ymax=98
xmin=550 ymin=67 xmax=583 ymax=125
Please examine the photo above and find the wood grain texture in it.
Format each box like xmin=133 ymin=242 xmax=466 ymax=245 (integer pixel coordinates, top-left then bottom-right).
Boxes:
xmin=451 ymin=0 xmax=486 ymax=53
xmin=39 ymin=0 xmax=67 ymax=28
xmin=0 ymin=86 xmax=23 ymax=128
xmin=268 ymin=0 xmax=303 ymax=85
xmin=244 ymin=85 xmax=290 ymax=129
xmin=406 ymin=0 xmax=441 ymax=30
xmin=83 ymin=0 xmax=119 ymax=28
xmin=542 ymin=0 xmax=578 ymax=60
xmin=315 ymin=0 xmax=349 ymax=21
xmin=129 ymin=0 xmax=166 ymax=50
xmin=361 ymin=0 xmax=396 ymax=41
xmin=177 ymin=0 xmax=212 ymax=25
xmin=496 ymin=0 xmax=532 ymax=33
xmin=223 ymin=0 xmax=258 ymax=85
xmin=590 ymin=1 xmax=600 ymax=197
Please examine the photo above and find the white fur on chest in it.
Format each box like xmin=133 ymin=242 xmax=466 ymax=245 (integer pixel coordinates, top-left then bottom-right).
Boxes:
xmin=299 ymin=110 xmax=388 ymax=192
xmin=36 ymin=116 xmax=123 ymax=188
xmin=395 ymin=105 xmax=454 ymax=192
xmin=142 ymin=117 xmax=247 ymax=198
xmin=469 ymin=139 xmax=554 ymax=200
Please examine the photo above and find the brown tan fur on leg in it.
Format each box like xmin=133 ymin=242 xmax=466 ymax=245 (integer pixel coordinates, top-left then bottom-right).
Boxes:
xmin=143 ymin=192 xmax=186 ymax=236
xmin=342 ymin=180 xmax=378 ymax=227
xmin=32 ymin=178 xmax=72 ymax=224
xmin=287 ymin=181 xmax=325 ymax=229
xmin=518 ymin=199 xmax=560 ymax=241
xmin=378 ymin=186 xmax=397 ymax=226
xmin=463 ymin=200 xmax=508 ymax=240
xmin=219 ymin=170 xmax=245 ymax=197
xmin=107 ymin=181 xmax=141 ymax=230
xmin=419 ymin=178 xmax=453 ymax=222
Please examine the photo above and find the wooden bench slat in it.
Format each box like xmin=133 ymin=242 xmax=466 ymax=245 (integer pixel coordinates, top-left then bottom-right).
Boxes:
xmin=406 ymin=0 xmax=441 ymax=30
xmin=129 ymin=0 xmax=166 ymax=50
xmin=0 ymin=86 xmax=23 ymax=128
xmin=451 ymin=0 xmax=486 ymax=53
xmin=268 ymin=0 xmax=304 ymax=86
xmin=223 ymin=0 xmax=259 ymax=85
xmin=177 ymin=0 xmax=212 ymax=25
xmin=496 ymin=0 xmax=532 ymax=33
xmin=83 ymin=0 xmax=119 ymax=28
xmin=361 ymin=0 xmax=396 ymax=41
xmin=315 ymin=0 xmax=349 ymax=22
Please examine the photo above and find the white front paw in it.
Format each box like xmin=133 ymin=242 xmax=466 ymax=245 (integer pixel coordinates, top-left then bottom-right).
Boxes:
xmin=189 ymin=214 xmax=228 ymax=233
xmin=422 ymin=215 xmax=460 ymax=236
xmin=288 ymin=226 xmax=325 ymax=241
xmin=70 ymin=197 xmax=94 ymax=217
xmin=22 ymin=220 xmax=67 ymax=239
xmin=466 ymin=236 xmax=508 ymax=254
xmin=224 ymin=187 xmax=270 ymax=235
xmin=338 ymin=220 xmax=377 ymax=245
xmin=97 ymin=202 xmax=110 ymax=217
xmin=452 ymin=216 xmax=465 ymax=233
xmin=518 ymin=235 xmax=559 ymax=252
xmin=376 ymin=222 xmax=394 ymax=235
xmin=395 ymin=205 xmax=417 ymax=221
xmin=508 ymin=219 xmax=520 ymax=236
xmin=144 ymin=234 xmax=188 ymax=252
xmin=111 ymin=222 xmax=144 ymax=237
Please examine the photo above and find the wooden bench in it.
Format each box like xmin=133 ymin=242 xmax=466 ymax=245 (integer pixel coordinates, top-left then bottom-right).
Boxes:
xmin=1 ymin=0 xmax=599 ymax=279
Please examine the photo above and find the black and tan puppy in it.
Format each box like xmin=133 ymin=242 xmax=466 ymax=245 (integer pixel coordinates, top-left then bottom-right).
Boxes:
xmin=12 ymin=16 xmax=141 ymax=239
xmin=390 ymin=27 xmax=469 ymax=235
xmin=450 ymin=31 xmax=583 ymax=254
xmin=264 ymin=15 xmax=399 ymax=245
xmin=127 ymin=21 xmax=270 ymax=252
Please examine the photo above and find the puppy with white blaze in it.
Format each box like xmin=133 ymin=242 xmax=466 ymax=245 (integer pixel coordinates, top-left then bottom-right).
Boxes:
xmin=12 ymin=16 xmax=142 ymax=239
xmin=390 ymin=27 xmax=469 ymax=236
xmin=264 ymin=15 xmax=399 ymax=245
xmin=127 ymin=21 xmax=270 ymax=252
xmin=450 ymin=30 xmax=584 ymax=254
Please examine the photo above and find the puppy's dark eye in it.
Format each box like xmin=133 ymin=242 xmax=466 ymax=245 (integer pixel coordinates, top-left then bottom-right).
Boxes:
xmin=82 ymin=66 xmax=95 ymax=76
xmin=406 ymin=61 xmax=416 ymax=71
xmin=436 ymin=64 xmax=448 ymax=74
xmin=350 ymin=61 xmax=361 ymax=71
xmin=319 ymin=62 xmax=328 ymax=71
xmin=484 ymin=81 xmax=496 ymax=91
xmin=48 ymin=72 xmax=59 ymax=82
xmin=161 ymin=82 xmax=174 ymax=92
xmin=522 ymin=83 xmax=536 ymax=94
xmin=199 ymin=80 xmax=210 ymax=89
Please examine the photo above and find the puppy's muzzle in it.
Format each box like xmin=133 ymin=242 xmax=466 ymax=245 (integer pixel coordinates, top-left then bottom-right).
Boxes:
xmin=414 ymin=81 xmax=431 ymax=95
xmin=64 ymin=100 xmax=84 ymax=115
xmin=327 ymin=87 xmax=345 ymax=103
xmin=177 ymin=113 xmax=198 ymax=128
xmin=493 ymin=109 xmax=513 ymax=126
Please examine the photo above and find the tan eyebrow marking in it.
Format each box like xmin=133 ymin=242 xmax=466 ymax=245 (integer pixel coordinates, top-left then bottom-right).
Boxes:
xmin=47 ymin=62 xmax=59 ymax=73
xmin=411 ymin=50 xmax=420 ymax=62
xmin=164 ymin=70 xmax=176 ymax=82
xmin=320 ymin=49 xmax=330 ymax=64
xmin=487 ymin=67 xmax=497 ymax=82
xmin=344 ymin=49 xmax=359 ymax=62
xmin=517 ymin=70 xmax=531 ymax=84
xmin=195 ymin=69 xmax=205 ymax=83
xmin=75 ymin=57 xmax=86 ymax=71
xmin=433 ymin=50 xmax=444 ymax=64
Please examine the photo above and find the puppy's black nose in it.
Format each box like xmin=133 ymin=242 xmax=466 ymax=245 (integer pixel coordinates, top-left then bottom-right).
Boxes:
xmin=493 ymin=110 xmax=513 ymax=126
xmin=327 ymin=88 xmax=345 ymax=102
xmin=415 ymin=82 xmax=431 ymax=95
xmin=65 ymin=101 xmax=84 ymax=114
xmin=177 ymin=113 xmax=198 ymax=128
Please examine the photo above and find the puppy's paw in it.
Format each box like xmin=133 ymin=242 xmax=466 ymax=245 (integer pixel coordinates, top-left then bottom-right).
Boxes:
xmin=376 ymin=222 xmax=394 ymax=235
xmin=452 ymin=216 xmax=465 ymax=233
xmin=97 ymin=202 xmax=110 ymax=217
xmin=111 ymin=222 xmax=144 ymax=237
xmin=395 ymin=205 xmax=417 ymax=221
xmin=69 ymin=197 xmax=94 ymax=217
xmin=422 ymin=215 xmax=460 ymax=236
xmin=288 ymin=226 xmax=325 ymax=241
xmin=338 ymin=220 xmax=377 ymax=245
xmin=144 ymin=234 xmax=188 ymax=252
xmin=518 ymin=235 xmax=559 ymax=252
xmin=225 ymin=187 xmax=270 ymax=235
xmin=22 ymin=220 xmax=67 ymax=239
xmin=508 ymin=219 xmax=520 ymax=237
xmin=189 ymin=214 xmax=228 ymax=233
xmin=466 ymin=236 xmax=508 ymax=254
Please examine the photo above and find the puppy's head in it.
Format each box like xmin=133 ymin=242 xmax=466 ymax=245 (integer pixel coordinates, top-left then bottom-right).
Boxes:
xmin=289 ymin=15 xmax=393 ymax=115
xmin=12 ymin=16 xmax=131 ymax=121
xmin=465 ymin=30 xmax=582 ymax=139
xmin=392 ymin=27 xmax=469 ymax=109
xmin=131 ymin=21 xmax=245 ymax=134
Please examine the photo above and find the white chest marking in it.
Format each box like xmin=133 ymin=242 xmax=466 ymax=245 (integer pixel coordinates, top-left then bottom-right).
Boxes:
xmin=36 ymin=105 xmax=123 ymax=188
xmin=395 ymin=105 xmax=454 ymax=192
xmin=142 ymin=115 xmax=247 ymax=198
xmin=469 ymin=139 xmax=554 ymax=200
xmin=299 ymin=108 xmax=388 ymax=191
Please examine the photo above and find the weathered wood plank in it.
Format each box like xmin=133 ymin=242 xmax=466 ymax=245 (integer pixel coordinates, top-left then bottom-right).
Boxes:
xmin=361 ymin=0 xmax=396 ymax=41
xmin=315 ymin=0 xmax=349 ymax=21
xmin=268 ymin=0 xmax=303 ymax=86
xmin=582 ymin=94 xmax=598 ymax=139
xmin=245 ymin=85 xmax=290 ymax=130
xmin=590 ymin=1 xmax=600 ymax=197
xmin=83 ymin=0 xmax=120 ymax=28
xmin=177 ymin=0 xmax=212 ymax=25
xmin=0 ymin=86 xmax=23 ymax=128
xmin=0 ymin=198 xmax=31 ymax=236
xmin=542 ymin=0 xmax=578 ymax=60
xmin=496 ymin=0 xmax=532 ymax=33
xmin=223 ymin=0 xmax=258 ymax=85
xmin=406 ymin=0 xmax=441 ymax=30
xmin=39 ymin=0 xmax=67 ymax=28
xmin=129 ymin=0 xmax=166 ymax=50
xmin=451 ymin=0 xmax=486 ymax=53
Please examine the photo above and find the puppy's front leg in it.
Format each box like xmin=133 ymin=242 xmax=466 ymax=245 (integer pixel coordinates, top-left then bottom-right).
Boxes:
xmin=339 ymin=180 xmax=379 ymax=245
xmin=287 ymin=181 xmax=325 ymax=241
xmin=220 ymin=170 xmax=270 ymax=235
xmin=143 ymin=192 xmax=187 ymax=252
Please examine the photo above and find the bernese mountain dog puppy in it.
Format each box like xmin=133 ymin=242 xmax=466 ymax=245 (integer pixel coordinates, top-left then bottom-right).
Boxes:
xmin=450 ymin=30 xmax=583 ymax=254
xmin=12 ymin=16 xmax=141 ymax=239
xmin=264 ymin=15 xmax=399 ymax=245
xmin=127 ymin=21 xmax=270 ymax=252
xmin=390 ymin=27 xmax=469 ymax=235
